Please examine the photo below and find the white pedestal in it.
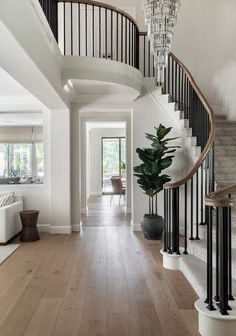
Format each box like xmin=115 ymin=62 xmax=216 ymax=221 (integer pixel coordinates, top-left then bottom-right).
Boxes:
xmin=161 ymin=250 xmax=183 ymax=270
xmin=195 ymin=299 xmax=236 ymax=336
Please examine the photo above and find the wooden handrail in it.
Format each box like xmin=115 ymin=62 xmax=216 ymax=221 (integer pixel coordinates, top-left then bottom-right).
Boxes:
xmin=57 ymin=0 xmax=139 ymax=28
xmin=139 ymin=32 xmax=216 ymax=190
xmin=205 ymin=183 xmax=236 ymax=207
xmin=164 ymin=52 xmax=216 ymax=189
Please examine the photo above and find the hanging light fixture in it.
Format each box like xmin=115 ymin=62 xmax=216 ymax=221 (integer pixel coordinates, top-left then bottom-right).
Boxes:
xmin=144 ymin=0 xmax=181 ymax=83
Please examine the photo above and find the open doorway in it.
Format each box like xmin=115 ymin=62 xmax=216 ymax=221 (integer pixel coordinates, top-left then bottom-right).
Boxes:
xmin=80 ymin=119 xmax=131 ymax=227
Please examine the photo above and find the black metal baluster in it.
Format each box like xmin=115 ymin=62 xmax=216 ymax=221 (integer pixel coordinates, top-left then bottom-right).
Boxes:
xmin=168 ymin=56 xmax=170 ymax=95
xmin=78 ymin=3 xmax=80 ymax=56
xmin=200 ymin=163 xmax=204 ymax=225
xmin=178 ymin=65 xmax=181 ymax=107
xmin=172 ymin=188 xmax=180 ymax=255
xmin=130 ymin=23 xmax=133 ymax=66
xmin=148 ymin=39 xmax=151 ymax=77
xmin=116 ymin=13 xmax=119 ymax=61
xmin=205 ymin=156 xmax=209 ymax=227
xmin=63 ymin=2 xmax=66 ymax=55
xmin=92 ymin=5 xmax=95 ymax=57
xmin=190 ymin=177 xmax=194 ymax=240
xmin=228 ymin=196 xmax=234 ymax=301
xmin=105 ymin=8 xmax=107 ymax=58
xmin=125 ymin=18 xmax=127 ymax=64
xmin=143 ymin=35 xmax=146 ymax=77
xmin=135 ymin=28 xmax=139 ymax=70
xmin=111 ymin=10 xmax=113 ymax=60
xmin=184 ymin=183 xmax=188 ymax=254
xmin=85 ymin=4 xmax=88 ymax=56
xmin=71 ymin=2 xmax=73 ymax=55
xmin=215 ymin=207 xmax=220 ymax=302
xmin=174 ymin=60 xmax=177 ymax=102
xmin=206 ymin=206 xmax=216 ymax=311
xmin=121 ymin=15 xmax=123 ymax=62
xmin=99 ymin=7 xmax=101 ymax=58
xmin=168 ymin=189 xmax=172 ymax=254
xmin=129 ymin=21 xmax=131 ymax=65
xmin=195 ymin=170 xmax=200 ymax=240
xmin=218 ymin=207 xmax=230 ymax=315
xmin=164 ymin=189 xmax=168 ymax=253
xmin=171 ymin=57 xmax=174 ymax=99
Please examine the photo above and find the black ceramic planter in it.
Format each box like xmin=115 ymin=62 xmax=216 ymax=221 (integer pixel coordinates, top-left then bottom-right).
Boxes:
xmin=141 ymin=214 xmax=164 ymax=240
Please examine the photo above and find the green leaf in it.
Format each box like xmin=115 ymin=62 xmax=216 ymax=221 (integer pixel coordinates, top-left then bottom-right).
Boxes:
xmin=155 ymin=125 xmax=172 ymax=140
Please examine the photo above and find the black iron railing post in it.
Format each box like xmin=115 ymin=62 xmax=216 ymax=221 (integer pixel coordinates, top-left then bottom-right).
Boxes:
xmin=172 ymin=188 xmax=180 ymax=255
xmin=205 ymin=206 xmax=216 ymax=311
xmin=218 ymin=207 xmax=231 ymax=315
xmin=228 ymin=195 xmax=234 ymax=301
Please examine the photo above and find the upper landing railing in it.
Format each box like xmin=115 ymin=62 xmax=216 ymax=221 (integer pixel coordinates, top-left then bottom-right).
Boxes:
xmin=38 ymin=0 xmax=156 ymax=74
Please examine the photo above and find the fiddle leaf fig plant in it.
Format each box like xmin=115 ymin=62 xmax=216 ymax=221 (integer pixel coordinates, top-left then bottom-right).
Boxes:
xmin=134 ymin=124 xmax=179 ymax=216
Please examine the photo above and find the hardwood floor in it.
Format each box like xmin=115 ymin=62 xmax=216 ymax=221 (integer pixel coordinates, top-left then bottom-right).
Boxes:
xmin=0 ymin=196 xmax=199 ymax=335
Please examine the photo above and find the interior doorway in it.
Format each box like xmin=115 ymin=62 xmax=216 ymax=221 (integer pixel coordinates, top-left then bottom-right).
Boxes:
xmin=79 ymin=117 xmax=132 ymax=227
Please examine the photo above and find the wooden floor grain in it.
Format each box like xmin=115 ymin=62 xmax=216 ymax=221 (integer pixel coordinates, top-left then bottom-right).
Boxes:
xmin=0 ymin=196 xmax=199 ymax=335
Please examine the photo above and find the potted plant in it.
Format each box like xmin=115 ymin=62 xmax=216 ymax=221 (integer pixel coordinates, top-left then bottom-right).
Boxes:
xmin=134 ymin=124 xmax=179 ymax=240
xmin=120 ymin=161 xmax=126 ymax=177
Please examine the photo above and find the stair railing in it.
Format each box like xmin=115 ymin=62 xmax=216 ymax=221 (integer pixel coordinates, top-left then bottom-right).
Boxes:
xmin=162 ymin=52 xmax=216 ymax=255
xmin=204 ymin=184 xmax=236 ymax=315
xmin=56 ymin=0 xmax=140 ymax=68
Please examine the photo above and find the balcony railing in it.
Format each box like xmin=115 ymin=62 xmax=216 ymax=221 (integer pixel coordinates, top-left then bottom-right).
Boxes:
xmin=57 ymin=0 xmax=140 ymax=69
xmin=38 ymin=0 xmax=158 ymax=75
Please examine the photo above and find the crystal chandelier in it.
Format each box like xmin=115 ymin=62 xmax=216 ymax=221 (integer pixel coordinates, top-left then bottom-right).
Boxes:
xmin=144 ymin=0 xmax=181 ymax=83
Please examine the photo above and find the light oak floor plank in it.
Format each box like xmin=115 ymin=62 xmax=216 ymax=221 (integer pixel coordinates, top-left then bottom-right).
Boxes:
xmin=0 ymin=195 xmax=199 ymax=336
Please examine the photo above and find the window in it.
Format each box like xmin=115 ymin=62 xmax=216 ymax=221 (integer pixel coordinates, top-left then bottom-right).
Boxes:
xmin=102 ymin=137 xmax=126 ymax=193
xmin=0 ymin=143 xmax=44 ymax=178
xmin=35 ymin=143 xmax=44 ymax=178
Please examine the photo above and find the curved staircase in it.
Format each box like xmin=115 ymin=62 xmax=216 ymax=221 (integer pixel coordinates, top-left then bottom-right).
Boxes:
xmin=37 ymin=2 xmax=236 ymax=334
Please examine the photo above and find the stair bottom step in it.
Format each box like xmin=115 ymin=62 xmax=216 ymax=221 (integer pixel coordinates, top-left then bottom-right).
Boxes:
xmin=180 ymin=255 xmax=236 ymax=300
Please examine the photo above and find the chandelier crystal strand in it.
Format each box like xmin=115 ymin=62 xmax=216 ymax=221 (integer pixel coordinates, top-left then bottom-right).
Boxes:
xmin=144 ymin=0 xmax=181 ymax=84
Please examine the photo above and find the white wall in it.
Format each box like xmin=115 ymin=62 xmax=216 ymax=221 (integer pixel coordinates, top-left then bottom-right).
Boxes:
xmin=89 ymin=127 xmax=126 ymax=195
xmin=173 ymin=0 xmax=236 ymax=119
xmin=132 ymin=87 xmax=188 ymax=229
xmin=50 ymin=109 xmax=71 ymax=233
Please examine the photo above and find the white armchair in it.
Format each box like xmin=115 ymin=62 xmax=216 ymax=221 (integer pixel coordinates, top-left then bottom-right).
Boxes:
xmin=0 ymin=195 xmax=23 ymax=244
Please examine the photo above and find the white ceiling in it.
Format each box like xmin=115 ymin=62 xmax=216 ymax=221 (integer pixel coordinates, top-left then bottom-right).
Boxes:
xmin=0 ymin=67 xmax=31 ymax=96
xmin=0 ymin=67 xmax=42 ymax=124
xmin=0 ymin=112 xmax=43 ymax=126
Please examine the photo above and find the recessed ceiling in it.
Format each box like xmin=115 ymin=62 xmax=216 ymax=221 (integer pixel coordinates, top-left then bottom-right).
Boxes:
xmin=66 ymin=79 xmax=140 ymax=103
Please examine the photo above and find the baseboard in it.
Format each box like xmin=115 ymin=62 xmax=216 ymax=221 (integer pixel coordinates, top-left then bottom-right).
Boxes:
xmin=81 ymin=207 xmax=88 ymax=215
xmin=131 ymin=221 xmax=142 ymax=232
xmin=49 ymin=226 xmax=72 ymax=234
xmin=72 ymin=223 xmax=81 ymax=232
xmin=126 ymin=208 xmax=132 ymax=214
xmin=89 ymin=192 xmax=102 ymax=197
xmin=37 ymin=224 xmax=50 ymax=232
